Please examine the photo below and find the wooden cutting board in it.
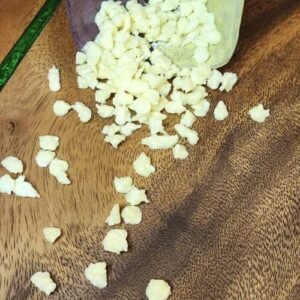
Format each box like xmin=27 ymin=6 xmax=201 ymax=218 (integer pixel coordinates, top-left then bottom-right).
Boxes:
xmin=0 ymin=1 xmax=299 ymax=299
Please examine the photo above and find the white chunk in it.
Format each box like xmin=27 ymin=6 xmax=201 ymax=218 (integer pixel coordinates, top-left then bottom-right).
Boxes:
xmin=13 ymin=176 xmax=40 ymax=198
xmin=165 ymin=101 xmax=186 ymax=114
xmin=0 ymin=174 xmax=15 ymax=195
xmin=75 ymin=51 xmax=87 ymax=65
xmin=214 ymin=101 xmax=229 ymax=121
xmin=146 ymin=279 xmax=171 ymax=300
xmin=35 ymin=150 xmax=56 ymax=168
xmin=148 ymin=118 xmax=166 ymax=135
xmin=207 ymin=69 xmax=222 ymax=90
xmin=121 ymin=206 xmax=142 ymax=225
xmin=30 ymin=272 xmax=57 ymax=296
xmin=1 ymin=156 xmax=23 ymax=174
xmin=120 ymin=123 xmax=141 ymax=136
xmin=105 ymin=204 xmax=121 ymax=226
xmin=104 ymin=134 xmax=126 ymax=148
xmin=125 ymin=186 xmax=149 ymax=206
xmin=142 ymin=135 xmax=179 ymax=150
xmin=96 ymin=105 xmax=115 ymax=118
xmin=180 ymin=111 xmax=196 ymax=128
xmin=114 ymin=177 xmax=133 ymax=194
xmin=193 ymin=99 xmax=211 ymax=117
xmin=39 ymin=136 xmax=59 ymax=151
xmin=173 ymin=144 xmax=189 ymax=160
xmin=53 ymin=100 xmax=71 ymax=117
xmin=102 ymin=229 xmax=128 ymax=254
xmin=112 ymin=92 xmax=134 ymax=106
xmin=114 ymin=106 xmax=131 ymax=125
xmin=85 ymin=262 xmax=107 ymax=289
xmin=48 ymin=65 xmax=61 ymax=92
xmin=248 ymin=104 xmax=270 ymax=123
xmin=129 ymin=98 xmax=152 ymax=115
xmin=174 ymin=124 xmax=199 ymax=145
xmin=77 ymin=76 xmax=89 ymax=89
xmin=220 ymin=72 xmax=238 ymax=92
xmin=49 ymin=158 xmax=70 ymax=185
xmin=133 ymin=152 xmax=155 ymax=177
xmin=95 ymin=90 xmax=111 ymax=104
xmin=72 ymin=102 xmax=92 ymax=123
xmin=102 ymin=123 xmax=120 ymax=136
xmin=43 ymin=227 xmax=61 ymax=244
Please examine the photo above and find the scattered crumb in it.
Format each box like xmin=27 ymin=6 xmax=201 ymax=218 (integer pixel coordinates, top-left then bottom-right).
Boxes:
xmin=1 ymin=156 xmax=23 ymax=174
xmin=30 ymin=271 xmax=57 ymax=296
xmin=121 ymin=206 xmax=142 ymax=225
xmin=102 ymin=229 xmax=128 ymax=254
xmin=105 ymin=204 xmax=121 ymax=226
xmin=214 ymin=101 xmax=229 ymax=121
xmin=248 ymin=104 xmax=270 ymax=123
xmin=85 ymin=262 xmax=107 ymax=289
xmin=146 ymin=279 xmax=171 ymax=300
xmin=43 ymin=227 xmax=61 ymax=244
xmin=133 ymin=153 xmax=155 ymax=177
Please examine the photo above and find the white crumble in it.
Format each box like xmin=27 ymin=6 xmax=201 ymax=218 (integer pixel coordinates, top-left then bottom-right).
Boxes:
xmin=133 ymin=152 xmax=155 ymax=177
xmin=121 ymin=206 xmax=142 ymax=225
xmin=173 ymin=144 xmax=189 ymax=160
xmin=102 ymin=229 xmax=128 ymax=255
xmin=35 ymin=150 xmax=56 ymax=168
xmin=43 ymin=227 xmax=61 ymax=244
xmin=39 ymin=135 xmax=59 ymax=151
xmin=248 ymin=104 xmax=270 ymax=123
xmin=85 ymin=262 xmax=107 ymax=289
xmin=214 ymin=101 xmax=229 ymax=121
xmin=105 ymin=204 xmax=121 ymax=226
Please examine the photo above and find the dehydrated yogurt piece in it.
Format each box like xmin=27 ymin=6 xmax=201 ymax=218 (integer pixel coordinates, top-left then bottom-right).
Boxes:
xmin=13 ymin=176 xmax=40 ymax=198
xmin=35 ymin=150 xmax=56 ymax=168
xmin=1 ymin=156 xmax=23 ymax=174
xmin=172 ymin=144 xmax=188 ymax=160
xmin=142 ymin=135 xmax=179 ymax=150
xmin=73 ymin=102 xmax=92 ymax=123
xmin=146 ymin=279 xmax=171 ymax=300
xmin=248 ymin=104 xmax=270 ymax=123
xmin=39 ymin=136 xmax=59 ymax=151
xmin=96 ymin=104 xmax=115 ymax=118
xmin=104 ymin=134 xmax=126 ymax=148
xmin=125 ymin=186 xmax=149 ymax=206
xmin=193 ymin=99 xmax=210 ymax=118
xmin=133 ymin=152 xmax=155 ymax=177
xmin=48 ymin=65 xmax=61 ymax=92
xmin=214 ymin=101 xmax=229 ymax=121
xmin=207 ymin=69 xmax=222 ymax=90
xmin=85 ymin=262 xmax=107 ymax=289
xmin=75 ymin=51 xmax=87 ymax=65
xmin=0 ymin=174 xmax=15 ymax=195
xmin=174 ymin=124 xmax=199 ymax=145
xmin=114 ymin=176 xmax=133 ymax=194
xmin=180 ymin=110 xmax=196 ymax=128
xmin=102 ymin=229 xmax=128 ymax=254
xmin=43 ymin=227 xmax=61 ymax=244
xmin=121 ymin=206 xmax=142 ymax=225
xmin=105 ymin=204 xmax=121 ymax=226
xmin=30 ymin=271 xmax=57 ymax=296
xmin=53 ymin=100 xmax=71 ymax=117
xmin=49 ymin=158 xmax=70 ymax=185
xmin=219 ymin=72 xmax=238 ymax=92
xmin=120 ymin=123 xmax=141 ymax=136
xmin=102 ymin=123 xmax=120 ymax=136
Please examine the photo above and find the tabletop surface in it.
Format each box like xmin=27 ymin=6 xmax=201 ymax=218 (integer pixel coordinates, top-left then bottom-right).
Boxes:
xmin=0 ymin=1 xmax=299 ymax=299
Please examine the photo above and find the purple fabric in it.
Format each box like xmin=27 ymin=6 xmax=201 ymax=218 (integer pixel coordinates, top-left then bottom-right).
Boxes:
xmin=65 ymin=0 xmax=101 ymax=50
xmin=65 ymin=0 xmax=147 ymax=50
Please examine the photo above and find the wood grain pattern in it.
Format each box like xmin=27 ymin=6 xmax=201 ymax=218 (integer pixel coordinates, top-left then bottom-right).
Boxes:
xmin=0 ymin=1 xmax=300 ymax=299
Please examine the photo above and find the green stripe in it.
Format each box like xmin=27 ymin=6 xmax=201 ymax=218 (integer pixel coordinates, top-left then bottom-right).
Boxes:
xmin=0 ymin=0 xmax=61 ymax=91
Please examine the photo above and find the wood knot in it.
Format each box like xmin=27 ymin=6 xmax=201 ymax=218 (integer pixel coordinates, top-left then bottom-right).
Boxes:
xmin=6 ymin=121 xmax=16 ymax=135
